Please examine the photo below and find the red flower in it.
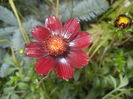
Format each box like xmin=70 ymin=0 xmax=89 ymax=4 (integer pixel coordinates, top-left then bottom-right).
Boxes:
xmin=25 ymin=16 xmax=91 ymax=80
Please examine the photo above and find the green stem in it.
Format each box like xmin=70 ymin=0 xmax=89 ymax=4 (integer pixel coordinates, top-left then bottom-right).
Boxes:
xmin=111 ymin=88 xmax=133 ymax=99
xmin=90 ymin=40 xmax=105 ymax=59
xmin=39 ymin=82 xmax=51 ymax=99
xmin=10 ymin=46 xmax=19 ymax=66
xmin=87 ymin=34 xmax=100 ymax=54
xmin=0 ymin=40 xmax=9 ymax=42
xmin=102 ymin=88 xmax=119 ymax=99
xmin=9 ymin=0 xmax=30 ymax=44
xmin=56 ymin=0 xmax=59 ymax=17
xmin=42 ymin=83 xmax=51 ymax=99
xmin=90 ymin=33 xmax=111 ymax=59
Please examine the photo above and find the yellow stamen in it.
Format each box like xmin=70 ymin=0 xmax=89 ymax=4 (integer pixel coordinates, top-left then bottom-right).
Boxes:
xmin=46 ymin=35 xmax=67 ymax=56
xmin=118 ymin=16 xmax=130 ymax=24
xmin=19 ymin=49 xmax=24 ymax=54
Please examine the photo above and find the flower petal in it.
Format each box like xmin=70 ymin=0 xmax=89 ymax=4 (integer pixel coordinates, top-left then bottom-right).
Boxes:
xmin=56 ymin=58 xmax=74 ymax=80
xmin=32 ymin=26 xmax=50 ymax=41
xmin=25 ymin=42 xmax=47 ymax=58
xmin=67 ymin=49 xmax=89 ymax=68
xmin=35 ymin=56 xmax=56 ymax=75
xmin=45 ymin=16 xmax=62 ymax=34
xmin=69 ymin=32 xmax=91 ymax=48
xmin=62 ymin=18 xmax=80 ymax=40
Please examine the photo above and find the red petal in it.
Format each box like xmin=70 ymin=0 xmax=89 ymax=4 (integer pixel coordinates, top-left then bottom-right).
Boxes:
xmin=62 ymin=18 xmax=80 ymax=41
xmin=67 ymin=49 xmax=89 ymax=68
xmin=45 ymin=16 xmax=62 ymax=34
xmin=25 ymin=42 xmax=47 ymax=58
xmin=69 ymin=32 xmax=91 ymax=48
xmin=56 ymin=58 xmax=74 ymax=80
xmin=35 ymin=56 xmax=56 ymax=75
xmin=32 ymin=26 xmax=50 ymax=41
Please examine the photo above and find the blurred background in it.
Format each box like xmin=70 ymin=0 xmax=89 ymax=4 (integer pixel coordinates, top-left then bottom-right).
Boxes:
xmin=0 ymin=0 xmax=133 ymax=99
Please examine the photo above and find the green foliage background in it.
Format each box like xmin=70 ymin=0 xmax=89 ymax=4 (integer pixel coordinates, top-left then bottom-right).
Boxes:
xmin=0 ymin=0 xmax=133 ymax=99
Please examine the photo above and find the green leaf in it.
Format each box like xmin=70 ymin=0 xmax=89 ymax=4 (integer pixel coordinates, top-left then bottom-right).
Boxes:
xmin=74 ymin=70 xmax=81 ymax=81
xmin=0 ymin=26 xmax=17 ymax=36
xmin=93 ymin=77 xmax=101 ymax=88
xmin=127 ymin=56 xmax=133 ymax=69
xmin=4 ymin=54 xmax=14 ymax=65
xmin=0 ymin=96 xmax=9 ymax=99
xmin=11 ymin=30 xmax=24 ymax=51
xmin=59 ymin=0 xmax=109 ymax=21
xmin=0 ymin=48 xmax=6 ymax=63
xmin=10 ymin=93 xmax=20 ymax=99
xmin=23 ymin=17 xmax=42 ymax=35
xmin=3 ymin=87 xmax=14 ymax=94
xmin=0 ymin=63 xmax=10 ymax=78
xmin=0 ymin=36 xmax=11 ymax=48
xmin=11 ymin=18 xmax=41 ymax=51
xmin=109 ymin=75 xmax=117 ymax=88
xmin=0 ymin=6 xmax=17 ymax=25
xmin=18 ymin=82 xmax=29 ymax=90
xmin=119 ymin=75 xmax=128 ymax=88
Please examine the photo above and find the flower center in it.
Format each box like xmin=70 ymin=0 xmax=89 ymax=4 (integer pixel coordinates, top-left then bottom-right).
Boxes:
xmin=45 ymin=35 xmax=67 ymax=56
xmin=118 ymin=16 xmax=130 ymax=25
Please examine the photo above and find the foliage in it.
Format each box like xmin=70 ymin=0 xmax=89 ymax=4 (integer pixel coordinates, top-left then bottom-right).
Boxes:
xmin=59 ymin=0 xmax=109 ymax=22
xmin=0 ymin=0 xmax=133 ymax=99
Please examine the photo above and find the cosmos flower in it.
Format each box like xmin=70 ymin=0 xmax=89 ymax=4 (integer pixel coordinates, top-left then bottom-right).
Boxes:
xmin=114 ymin=14 xmax=132 ymax=29
xmin=25 ymin=16 xmax=91 ymax=80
